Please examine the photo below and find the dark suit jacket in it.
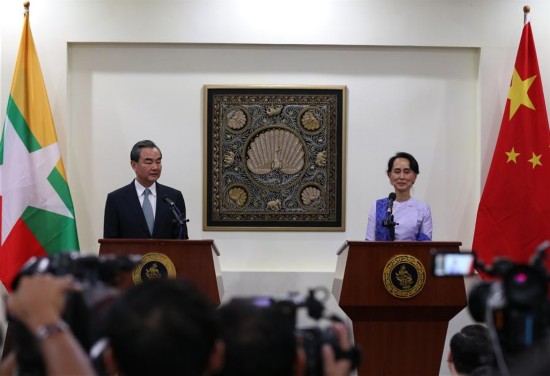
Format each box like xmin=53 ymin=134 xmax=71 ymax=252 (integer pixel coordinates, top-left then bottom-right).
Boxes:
xmin=103 ymin=181 xmax=189 ymax=239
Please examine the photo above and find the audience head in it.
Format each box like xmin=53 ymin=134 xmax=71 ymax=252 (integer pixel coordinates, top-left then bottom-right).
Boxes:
xmin=448 ymin=324 xmax=493 ymax=375
xmin=216 ymin=298 xmax=297 ymax=376
xmin=99 ymin=278 xmax=223 ymax=376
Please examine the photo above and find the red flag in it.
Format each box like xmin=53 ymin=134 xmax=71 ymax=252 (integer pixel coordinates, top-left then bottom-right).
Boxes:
xmin=472 ymin=19 xmax=550 ymax=269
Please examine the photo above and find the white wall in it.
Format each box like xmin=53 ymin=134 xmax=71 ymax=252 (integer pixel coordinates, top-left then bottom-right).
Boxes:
xmin=2 ymin=1 xmax=550 ymax=374
xmin=68 ymin=43 xmax=478 ymax=264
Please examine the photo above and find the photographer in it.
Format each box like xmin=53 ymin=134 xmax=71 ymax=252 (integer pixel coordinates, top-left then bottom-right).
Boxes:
xmin=97 ymin=278 xmax=224 ymax=376
xmin=447 ymin=324 xmax=493 ymax=376
xmin=1 ymin=274 xmax=95 ymax=376
xmin=216 ymin=294 xmax=358 ymax=376
xmin=216 ymin=298 xmax=296 ymax=376
xmin=433 ymin=243 xmax=550 ymax=376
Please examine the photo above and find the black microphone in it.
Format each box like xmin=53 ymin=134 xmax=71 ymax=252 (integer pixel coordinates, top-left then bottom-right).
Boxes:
xmin=386 ymin=192 xmax=397 ymax=215
xmin=163 ymin=196 xmax=176 ymax=207
xmin=383 ymin=192 xmax=398 ymax=241
xmin=163 ymin=196 xmax=190 ymax=224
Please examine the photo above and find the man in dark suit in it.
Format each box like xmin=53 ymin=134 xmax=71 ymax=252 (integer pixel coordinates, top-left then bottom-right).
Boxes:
xmin=103 ymin=140 xmax=189 ymax=239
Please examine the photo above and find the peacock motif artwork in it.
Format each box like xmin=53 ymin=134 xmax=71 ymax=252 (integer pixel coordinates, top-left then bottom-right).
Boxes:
xmin=205 ymin=87 xmax=345 ymax=230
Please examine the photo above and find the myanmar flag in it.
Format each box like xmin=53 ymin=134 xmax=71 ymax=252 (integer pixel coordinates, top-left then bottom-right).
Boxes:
xmin=472 ymin=16 xmax=550 ymax=269
xmin=0 ymin=9 xmax=79 ymax=290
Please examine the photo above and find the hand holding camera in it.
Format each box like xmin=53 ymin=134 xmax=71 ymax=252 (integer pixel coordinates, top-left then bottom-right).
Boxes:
xmin=7 ymin=274 xmax=80 ymax=334
xmin=320 ymin=322 xmax=355 ymax=376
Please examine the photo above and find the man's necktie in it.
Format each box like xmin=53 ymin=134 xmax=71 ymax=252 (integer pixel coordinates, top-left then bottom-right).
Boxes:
xmin=142 ymin=188 xmax=154 ymax=235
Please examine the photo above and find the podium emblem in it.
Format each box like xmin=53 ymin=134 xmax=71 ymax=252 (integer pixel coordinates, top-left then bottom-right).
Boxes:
xmin=382 ymin=254 xmax=426 ymax=299
xmin=132 ymin=252 xmax=177 ymax=284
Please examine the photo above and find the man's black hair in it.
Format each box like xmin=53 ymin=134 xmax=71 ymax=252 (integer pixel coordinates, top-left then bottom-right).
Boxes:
xmin=130 ymin=140 xmax=161 ymax=162
xmin=100 ymin=278 xmax=219 ymax=376
xmin=450 ymin=324 xmax=493 ymax=374
xmin=216 ymin=298 xmax=297 ymax=376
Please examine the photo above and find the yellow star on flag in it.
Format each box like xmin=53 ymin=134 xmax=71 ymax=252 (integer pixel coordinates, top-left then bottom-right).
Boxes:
xmin=508 ymin=68 xmax=536 ymax=120
xmin=528 ymin=152 xmax=542 ymax=169
xmin=505 ymin=147 xmax=520 ymax=163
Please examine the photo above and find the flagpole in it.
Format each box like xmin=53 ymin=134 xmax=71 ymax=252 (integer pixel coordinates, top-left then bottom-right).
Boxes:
xmin=523 ymin=5 xmax=530 ymax=25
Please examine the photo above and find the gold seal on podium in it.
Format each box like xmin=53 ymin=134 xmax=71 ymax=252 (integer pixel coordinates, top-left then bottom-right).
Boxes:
xmin=132 ymin=252 xmax=177 ymax=284
xmin=382 ymin=254 xmax=426 ymax=299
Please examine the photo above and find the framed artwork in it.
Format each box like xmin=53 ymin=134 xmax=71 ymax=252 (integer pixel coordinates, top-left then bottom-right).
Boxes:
xmin=203 ymin=85 xmax=346 ymax=231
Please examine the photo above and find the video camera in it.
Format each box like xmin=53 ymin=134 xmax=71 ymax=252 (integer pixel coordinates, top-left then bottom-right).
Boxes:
xmin=431 ymin=242 xmax=550 ymax=355
xmin=232 ymin=286 xmax=360 ymax=376
xmin=9 ymin=252 xmax=141 ymax=375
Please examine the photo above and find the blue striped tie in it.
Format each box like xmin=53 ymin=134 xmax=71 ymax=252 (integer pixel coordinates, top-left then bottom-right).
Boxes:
xmin=142 ymin=188 xmax=154 ymax=234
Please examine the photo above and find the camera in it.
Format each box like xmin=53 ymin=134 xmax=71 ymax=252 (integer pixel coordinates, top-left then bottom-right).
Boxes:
xmin=9 ymin=252 xmax=141 ymax=376
xmin=432 ymin=251 xmax=476 ymax=277
xmin=230 ymin=287 xmax=360 ymax=376
xmin=431 ymin=243 xmax=550 ymax=354
xmin=468 ymin=250 xmax=549 ymax=355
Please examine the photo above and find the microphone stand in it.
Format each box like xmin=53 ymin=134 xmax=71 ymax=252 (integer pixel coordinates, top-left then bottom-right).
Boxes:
xmin=382 ymin=214 xmax=398 ymax=241
xmin=382 ymin=192 xmax=399 ymax=241
xmin=167 ymin=202 xmax=187 ymax=239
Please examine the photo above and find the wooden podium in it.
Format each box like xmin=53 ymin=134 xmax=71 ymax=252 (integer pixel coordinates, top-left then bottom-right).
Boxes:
xmin=332 ymin=241 xmax=467 ymax=376
xmin=98 ymin=239 xmax=223 ymax=305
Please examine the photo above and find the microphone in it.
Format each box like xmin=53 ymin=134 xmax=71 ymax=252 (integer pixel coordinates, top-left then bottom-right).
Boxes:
xmin=163 ymin=196 xmax=176 ymax=207
xmin=163 ymin=196 xmax=190 ymax=224
xmin=386 ymin=192 xmax=396 ymax=214
xmin=383 ymin=192 xmax=398 ymax=241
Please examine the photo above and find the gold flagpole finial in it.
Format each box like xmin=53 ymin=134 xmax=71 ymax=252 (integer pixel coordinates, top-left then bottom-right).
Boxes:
xmin=523 ymin=5 xmax=530 ymax=25
xmin=23 ymin=1 xmax=30 ymax=14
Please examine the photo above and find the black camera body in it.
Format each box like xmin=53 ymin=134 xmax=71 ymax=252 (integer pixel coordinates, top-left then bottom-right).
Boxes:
xmin=468 ymin=255 xmax=550 ymax=354
xmin=10 ymin=252 xmax=140 ymax=376
xmin=244 ymin=287 xmax=359 ymax=376
xmin=432 ymin=243 xmax=550 ymax=354
xmin=12 ymin=252 xmax=140 ymax=289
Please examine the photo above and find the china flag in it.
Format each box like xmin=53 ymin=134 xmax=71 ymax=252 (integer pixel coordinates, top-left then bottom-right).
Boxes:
xmin=472 ymin=17 xmax=550 ymax=269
